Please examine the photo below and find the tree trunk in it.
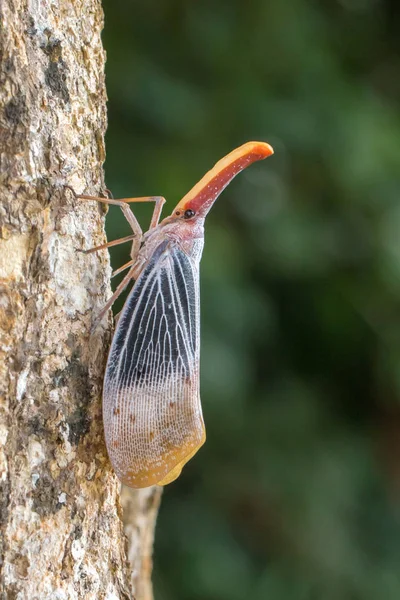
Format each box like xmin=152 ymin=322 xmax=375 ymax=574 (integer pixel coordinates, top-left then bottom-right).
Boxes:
xmin=0 ymin=1 xmax=160 ymax=598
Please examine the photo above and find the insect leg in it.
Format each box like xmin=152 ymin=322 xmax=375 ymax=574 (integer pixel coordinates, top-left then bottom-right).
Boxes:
xmin=107 ymin=196 xmax=166 ymax=229
xmin=65 ymin=187 xmax=166 ymax=328
xmin=111 ymin=259 xmax=135 ymax=278
xmin=147 ymin=196 xmax=166 ymax=229
xmin=72 ymin=192 xmax=166 ymax=258
xmin=91 ymin=265 xmax=136 ymax=332
xmin=76 ymin=193 xmax=166 ymax=229
xmin=81 ymin=234 xmax=136 ymax=255
xmin=76 ymin=194 xmax=143 ymax=239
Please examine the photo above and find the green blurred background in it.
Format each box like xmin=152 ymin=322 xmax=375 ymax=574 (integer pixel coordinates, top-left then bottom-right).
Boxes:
xmin=101 ymin=1 xmax=400 ymax=598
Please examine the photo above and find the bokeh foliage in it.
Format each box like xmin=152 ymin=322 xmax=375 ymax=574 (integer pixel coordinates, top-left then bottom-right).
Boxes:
xmin=101 ymin=0 xmax=400 ymax=598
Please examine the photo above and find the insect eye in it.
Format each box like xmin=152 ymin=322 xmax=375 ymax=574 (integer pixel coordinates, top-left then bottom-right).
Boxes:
xmin=184 ymin=209 xmax=196 ymax=219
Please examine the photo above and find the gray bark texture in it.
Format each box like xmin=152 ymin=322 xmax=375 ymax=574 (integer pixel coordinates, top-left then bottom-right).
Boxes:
xmin=0 ymin=1 xmax=161 ymax=598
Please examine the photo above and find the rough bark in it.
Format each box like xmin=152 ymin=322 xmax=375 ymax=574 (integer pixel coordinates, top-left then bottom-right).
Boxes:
xmin=121 ymin=487 xmax=162 ymax=600
xmin=0 ymin=1 xmax=160 ymax=598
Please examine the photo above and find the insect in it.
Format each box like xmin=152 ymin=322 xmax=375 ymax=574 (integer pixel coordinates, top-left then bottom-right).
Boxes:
xmin=72 ymin=141 xmax=273 ymax=488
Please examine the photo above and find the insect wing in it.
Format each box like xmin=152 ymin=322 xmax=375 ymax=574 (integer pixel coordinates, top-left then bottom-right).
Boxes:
xmin=103 ymin=240 xmax=205 ymax=488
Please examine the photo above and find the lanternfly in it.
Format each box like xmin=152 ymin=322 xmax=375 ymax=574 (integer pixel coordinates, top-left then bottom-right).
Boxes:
xmin=72 ymin=141 xmax=273 ymax=488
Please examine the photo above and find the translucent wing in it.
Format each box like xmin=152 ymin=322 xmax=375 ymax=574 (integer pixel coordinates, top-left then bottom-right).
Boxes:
xmin=103 ymin=240 xmax=205 ymax=488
